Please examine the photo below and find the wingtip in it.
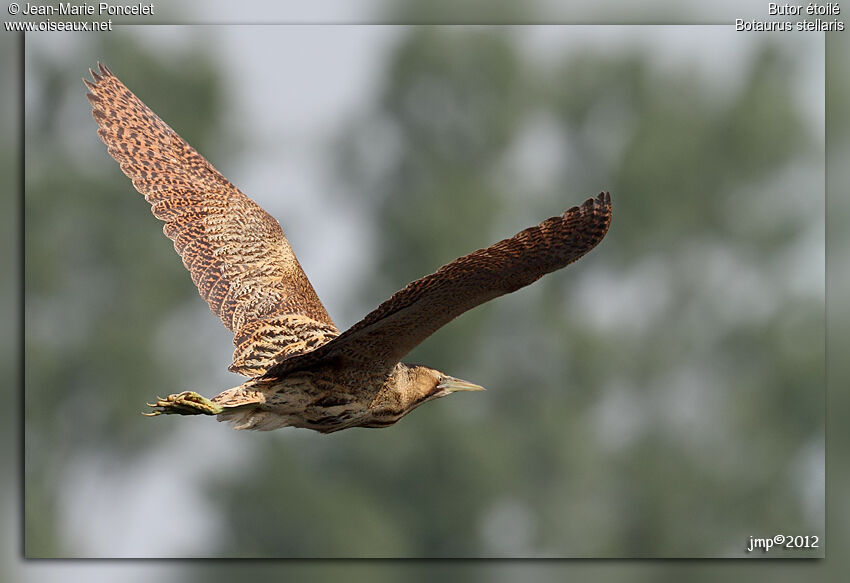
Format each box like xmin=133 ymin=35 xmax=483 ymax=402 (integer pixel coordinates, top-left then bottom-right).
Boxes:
xmin=85 ymin=62 xmax=111 ymax=86
xmin=587 ymin=191 xmax=611 ymax=209
xmin=564 ymin=192 xmax=612 ymax=219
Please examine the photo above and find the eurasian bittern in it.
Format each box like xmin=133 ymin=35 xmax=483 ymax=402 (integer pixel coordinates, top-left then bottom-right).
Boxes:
xmin=85 ymin=63 xmax=612 ymax=433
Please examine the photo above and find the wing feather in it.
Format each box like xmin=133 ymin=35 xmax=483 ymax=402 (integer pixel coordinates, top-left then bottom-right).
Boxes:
xmin=86 ymin=63 xmax=338 ymax=376
xmin=264 ymin=192 xmax=612 ymax=378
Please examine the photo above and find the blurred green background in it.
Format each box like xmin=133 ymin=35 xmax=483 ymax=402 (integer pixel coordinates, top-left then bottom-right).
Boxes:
xmin=22 ymin=23 xmax=824 ymax=564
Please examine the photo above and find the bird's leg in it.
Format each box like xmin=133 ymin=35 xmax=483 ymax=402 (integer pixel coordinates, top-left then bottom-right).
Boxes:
xmin=144 ymin=391 xmax=224 ymax=416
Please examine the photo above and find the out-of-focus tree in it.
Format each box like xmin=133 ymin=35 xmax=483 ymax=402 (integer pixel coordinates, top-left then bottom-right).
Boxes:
xmin=25 ymin=34 xmax=230 ymax=557
xmin=203 ymin=28 xmax=823 ymax=558
xmin=23 ymin=24 xmax=822 ymax=566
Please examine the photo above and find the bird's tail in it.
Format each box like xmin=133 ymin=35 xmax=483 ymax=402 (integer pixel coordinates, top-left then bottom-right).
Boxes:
xmin=216 ymin=406 xmax=291 ymax=431
xmin=210 ymin=383 xmax=291 ymax=431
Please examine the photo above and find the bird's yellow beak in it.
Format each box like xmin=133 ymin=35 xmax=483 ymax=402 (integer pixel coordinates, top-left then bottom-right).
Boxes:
xmin=438 ymin=376 xmax=486 ymax=393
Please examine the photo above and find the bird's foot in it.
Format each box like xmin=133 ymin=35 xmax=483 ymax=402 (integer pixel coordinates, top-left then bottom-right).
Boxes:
xmin=144 ymin=391 xmax=224 ymax=417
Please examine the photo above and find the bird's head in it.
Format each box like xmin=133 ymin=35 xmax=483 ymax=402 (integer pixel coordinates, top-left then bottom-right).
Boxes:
xmin=416 ymin=365 xmax=487 ymax=402
xmin=364 ymin=363 xmax=485 ymax=427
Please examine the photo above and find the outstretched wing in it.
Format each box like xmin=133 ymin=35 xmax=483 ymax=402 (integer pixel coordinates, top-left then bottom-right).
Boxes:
xmin=264 ymin=192 xmax=612 ymax=378
xmin=85 ymin=63 xmax=338 ymax=377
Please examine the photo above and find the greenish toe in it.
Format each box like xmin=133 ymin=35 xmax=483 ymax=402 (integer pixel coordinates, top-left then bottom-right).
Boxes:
xmin=144 ymin=391 xmax=224 ymax=416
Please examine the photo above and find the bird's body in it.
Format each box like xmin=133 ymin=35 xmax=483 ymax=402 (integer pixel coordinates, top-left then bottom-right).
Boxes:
xmin=189 ymin=363 xmax=478 ymax=433
xmin=85 ymin=63 xmax=612 ymax=433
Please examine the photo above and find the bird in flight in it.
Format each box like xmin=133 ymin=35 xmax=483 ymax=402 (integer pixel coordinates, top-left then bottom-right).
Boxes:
xmin=85 ymin=63 xmax=612 ymax=433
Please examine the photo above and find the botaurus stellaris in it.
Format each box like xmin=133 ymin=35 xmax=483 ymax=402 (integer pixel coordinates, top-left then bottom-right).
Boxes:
xmin=85 ymin=63 xmax=612 ymax=433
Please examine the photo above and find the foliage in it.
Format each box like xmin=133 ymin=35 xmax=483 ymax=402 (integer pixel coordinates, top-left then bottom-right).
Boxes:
xmin=24 ymin=27 xmax=823 ymax=561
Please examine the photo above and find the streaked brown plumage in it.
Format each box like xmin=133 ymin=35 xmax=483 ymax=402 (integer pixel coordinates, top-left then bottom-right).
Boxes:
xmin=85 ymin=62 xmax=613 ymax=433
